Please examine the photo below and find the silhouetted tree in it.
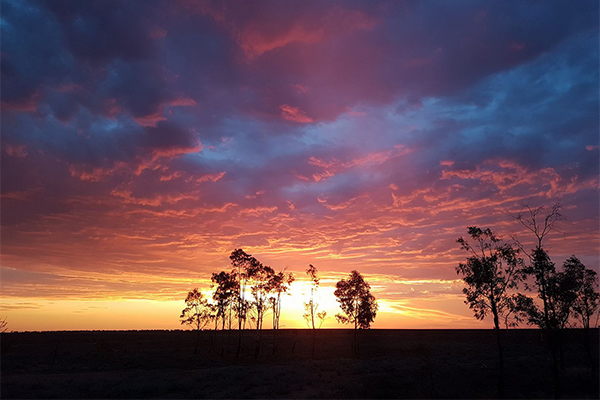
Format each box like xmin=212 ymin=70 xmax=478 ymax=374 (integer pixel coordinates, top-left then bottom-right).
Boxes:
xmin=212 ymin=270 xmax=238 ymax=330
xmin=565 ymin=256 xmax=600 ymax=330
xmin=248 ymin=262 xmax=275 ymax=331
xmin=512 ymin=202 xmax=565 ymax=397
xmin=229 ymin=249 xmax=257 ymax=357
xmin=334 ymin=270 xmax=378 ymax=354
xmin=180 ymin=288 xmax=215 ymax=354
xmin=304 ymin=264 xmax=327 ymax=355
xmin=565 ymin=256 xmax=600 ymax=372
xmin=516 ymin=255 xmax=600 ymax=373
xmin=0 ymin=316 xmax=7 ymax=333
xmin=456 ymin=226 xmax=523 ymax=398
xmin=269 ymin=270 xmax=294 ymax=354
xmin=270 ymin=270 xmax=295 ymax=330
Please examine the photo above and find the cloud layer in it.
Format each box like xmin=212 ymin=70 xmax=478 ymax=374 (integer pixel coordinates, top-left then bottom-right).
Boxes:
xmin=1 ymin=0 xmax=598 ymax=330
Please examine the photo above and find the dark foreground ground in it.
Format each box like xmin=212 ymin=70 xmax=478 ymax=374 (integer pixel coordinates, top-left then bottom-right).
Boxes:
xmin=1 ymin=329 xmax=598 ymax=399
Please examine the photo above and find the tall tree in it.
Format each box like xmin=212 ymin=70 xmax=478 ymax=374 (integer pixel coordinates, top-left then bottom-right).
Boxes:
xmin=456 ymin=226 xmax=523 ymax=398
xmin=229 ymin=248 xmax=265 ymax=357
xmin=304 ymin=264 xmax=327 ymax=355
xmin=512 ymin=202 xmax=565 ymax=397
xmin=269 ymin=270 xmax=294 ymax=354
xmin=180 ymin=288 xmax=215 ymax=354
xmin=564 ymin=256 xmax=600 ymax=330
xmin=211 ymin=270 xmax=238 ymax=330
xmin=516 ymin=255 xmax=600 ymax=373
xmin=247 ymin=262 xmax=275 ymax=331
xmin=334 ymin=270 xmax=378 ymax=354
xmin=270 ymin=270 xmax=295 ymax=330
xmin=565 ymin=256 xmax=600 ymax=372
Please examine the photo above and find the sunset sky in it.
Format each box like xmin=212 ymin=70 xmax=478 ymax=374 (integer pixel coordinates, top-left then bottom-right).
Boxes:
xmin=1 ymin=0 xmax=599 ymax=331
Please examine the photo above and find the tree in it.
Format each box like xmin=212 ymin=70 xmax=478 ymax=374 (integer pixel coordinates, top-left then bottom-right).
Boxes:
xmin=456 ymin=226 xmax=524 ymax=398
xmin=0 ymin=316 xmax=7 ymax=333
xmin=247 ymin=262 xmax=275 ymax=331
xmin=269 ymin=270 xmax=294 ymax=354
xmin=304 ymin=264 xmax=327 ymax=355
xmin=211 ymin=270 xmax=238 ymax=330
xmin=270 ymin=270 xmax=295 ymax=330
xmin=564 ymin=256 xmax=600 ymax=330
xmin=334 ymin=270 xmax=378 ymax=354
xmin=303 ymin=265 xmax=327 ymax=329
xmin=180 ymin=288 xmax=215 ymax=354
xmin=517 ymin=255 xmax=600 ymax=373
xmin=512 ymin=202 xmax=565 ymax=397
xmin=566 ymin=256 xmax=600 ymax=373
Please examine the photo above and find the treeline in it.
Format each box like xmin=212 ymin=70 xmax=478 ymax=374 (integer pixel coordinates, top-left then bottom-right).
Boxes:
xmin=455 ymin=203 xmax=599 ymax=398
xmin=180 ymin=249 xmax=377 ymax=356
xmin=179 ymin=202 xmax=598 ymax=394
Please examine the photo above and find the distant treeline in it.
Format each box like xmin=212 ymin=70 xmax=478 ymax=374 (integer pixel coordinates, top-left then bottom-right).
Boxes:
xmin=179 ymin=202 xmax=599 ymax=396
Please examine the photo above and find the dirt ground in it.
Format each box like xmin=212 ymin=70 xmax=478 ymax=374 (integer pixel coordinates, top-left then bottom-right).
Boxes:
xmin=1 ymin=329 xmax=598 ymax=398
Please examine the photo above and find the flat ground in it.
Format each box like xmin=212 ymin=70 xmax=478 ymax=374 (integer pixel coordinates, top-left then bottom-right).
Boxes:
xmin=1 ymin=329 xmax=598 ymax=398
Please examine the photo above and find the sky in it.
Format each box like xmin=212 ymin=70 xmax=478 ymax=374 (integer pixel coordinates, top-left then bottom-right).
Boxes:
xmin=1 ymin=0 xmax=599 ymax=331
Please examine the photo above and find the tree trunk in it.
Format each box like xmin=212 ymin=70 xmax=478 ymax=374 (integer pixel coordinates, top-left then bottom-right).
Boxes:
xmin=548 ymin=329 xmax=561 ymax=399
xmin=195 ymin=329 xmax=200 ymax=355
xmin=491 ymin=301 xmax=505 ymax=399
xmin=494 ymin=324 xmax=505 ymax=399
xmin=583 ymin=327 xmax=595 ymax=375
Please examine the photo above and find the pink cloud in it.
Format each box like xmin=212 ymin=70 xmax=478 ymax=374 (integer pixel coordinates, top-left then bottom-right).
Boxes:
xmin=4 ymin=144 xmax=28 ymax=158
xmin=196 ymin=171 xmax=226 ymax=183
xmin=234 ymin=6 xmax=378 ymax=59
xmin=280 ymin=104 xmax=313 ymax=123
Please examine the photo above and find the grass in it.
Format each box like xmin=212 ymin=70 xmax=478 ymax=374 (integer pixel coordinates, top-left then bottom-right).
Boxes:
xmin=1 ymin=328 xmax=598 ymax=398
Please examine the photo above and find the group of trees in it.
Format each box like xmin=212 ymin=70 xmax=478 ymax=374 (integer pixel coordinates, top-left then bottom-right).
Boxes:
xmin=456 ymin=203 xmax=599 ymax=398
xmin=180 ymin=249 xmax=378 ymax=356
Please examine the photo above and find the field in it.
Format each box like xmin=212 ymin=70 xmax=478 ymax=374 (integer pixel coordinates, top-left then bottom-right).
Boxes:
xmin=1 ymin=329 xmax=598 ymax=399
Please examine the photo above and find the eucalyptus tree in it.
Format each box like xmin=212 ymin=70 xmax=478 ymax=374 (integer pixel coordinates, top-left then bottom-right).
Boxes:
xmin=229 ymin=249 xmax=261 ymax=357
xmin=565 ymin=256 xmax=600 ymax=372
xmin=304 ymin=264 xmax=327 ymax=329
xmin=304 ymin=264 xmax=327 ymax=355
xmin=512 ymin=202 xmax=565 ymax=397
xmin=211 ymin=270 xmax=238 ymax=330
xmin=247 ymin=262 xmax=275 ymax=331
xmin=334 ymin=270 xmax=378 ymax=354
xmin=456 ymin=226 xmax=523 ymax=398
xmin=269 ymin=270 xmax=294 ymax=354
xmin=270 ymin=270 xmax=295 ymax=330
xmin=180 ymin=288 xmax=215 ymax=354
xmin=515 ymin=255 xmax=600 ymax=372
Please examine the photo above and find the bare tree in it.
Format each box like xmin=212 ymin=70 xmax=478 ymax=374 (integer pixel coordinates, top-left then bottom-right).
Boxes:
xmin=513 ymin=202 xmax=565 ymax=253
xmin=180 ymin=288 xmax=215 ymax=354
xmin=456 ymin=226 xmax=524 ymax=398
xmin=0 ymin=316 xmax=8 ymax=333
xmin=334 ymin=270 xmax=378 ymax=354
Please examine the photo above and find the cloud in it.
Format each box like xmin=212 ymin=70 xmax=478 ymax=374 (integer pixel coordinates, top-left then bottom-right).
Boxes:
xmin=0 ymin=0 xmax=598 ymax=330
xmin=279 ymin=104 xmax=313 ymax=123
